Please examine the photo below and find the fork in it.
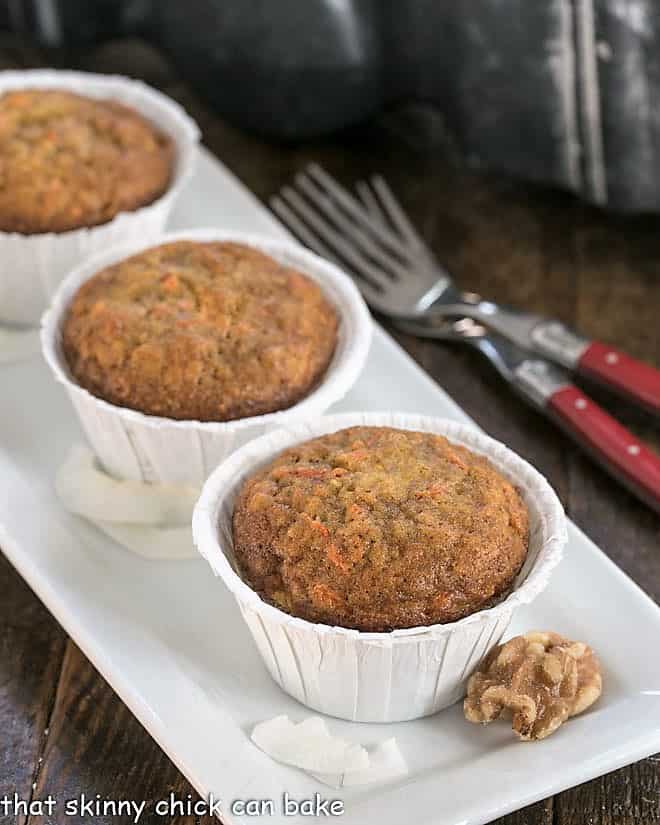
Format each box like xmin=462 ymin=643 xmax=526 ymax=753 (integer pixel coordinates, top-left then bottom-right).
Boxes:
xmin=271 ymin=164 xmax=660 ymax=416
xmin=393 ymin=316 xmax=660 ymax=514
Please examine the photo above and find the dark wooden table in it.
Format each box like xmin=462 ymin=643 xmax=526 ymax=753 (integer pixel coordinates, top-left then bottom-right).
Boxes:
xmin=1 ymin=36 xmax=659 ymax=825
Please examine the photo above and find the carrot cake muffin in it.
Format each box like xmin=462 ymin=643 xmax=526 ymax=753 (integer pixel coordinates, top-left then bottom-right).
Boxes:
xmin=0 ymin=89 xmax=173 ymax=233
xmin=232 ymin=426 xmax=529 ymax=631
xmin=62 ymin=240 xmax=339 ymax=421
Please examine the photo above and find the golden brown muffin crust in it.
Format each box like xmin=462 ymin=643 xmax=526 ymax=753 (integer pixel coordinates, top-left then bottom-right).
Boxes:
xmin=0 ymin=89 xmax=173 ymax=233
xmin=232 ymin=426 xmax=530 ymax=631
xmin=62 ymin=241 xmax=339 ymax=421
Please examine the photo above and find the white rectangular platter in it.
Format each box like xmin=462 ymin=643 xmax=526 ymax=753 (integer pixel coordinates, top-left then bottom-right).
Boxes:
xmin=2 ymin=147 xmax=660 ymax=825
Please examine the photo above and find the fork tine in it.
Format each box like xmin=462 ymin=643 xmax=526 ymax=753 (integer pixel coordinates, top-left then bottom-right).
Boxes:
xmin=295 ymin=172 xmax=410 ymax=282
xmin=370 ymin=175 xmax=428 ymax=251
xmin=306 ymin=164 xmax=416 ymax=263
xmin=271 ymin=194 xmax=383 ymax=307
xmin=355 ymin=180 xmax=387 ymax=226
xmin=270 ymin=195 xmax=340 ymax=265
xmin=277 ymin=186 xmax=392 ymax=294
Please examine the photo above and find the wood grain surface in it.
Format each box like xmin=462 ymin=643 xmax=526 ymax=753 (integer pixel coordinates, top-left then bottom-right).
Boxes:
xmin=0 ymin=35 xmax=658 ymax=825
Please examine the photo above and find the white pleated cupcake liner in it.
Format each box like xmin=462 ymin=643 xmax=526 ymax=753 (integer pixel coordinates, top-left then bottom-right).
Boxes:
xmin=192 ymin=412 xmax=567 ymax=723
xmin=0 ymin=69 xmax=200 ymax=326
xmin=41 ymin=229 xmax=373 ymax=485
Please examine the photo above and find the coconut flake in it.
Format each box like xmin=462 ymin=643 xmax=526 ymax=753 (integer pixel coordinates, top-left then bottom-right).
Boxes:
xmin=56 ymin=444 xmax=198 ymax=559
xmin=313 ymin=738 xmax=408 ymax=787
xmin=251 ymin=716 xmax=369 ymax=775
xmin=56 ymin=445 xmax=199 ymax=525
xmin=93 ymin=522 xmax=197 ymax=560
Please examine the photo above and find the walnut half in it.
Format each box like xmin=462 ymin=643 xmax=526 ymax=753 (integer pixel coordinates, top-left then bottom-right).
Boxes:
xmin=464 ymin=631 xmax=602 ymax=741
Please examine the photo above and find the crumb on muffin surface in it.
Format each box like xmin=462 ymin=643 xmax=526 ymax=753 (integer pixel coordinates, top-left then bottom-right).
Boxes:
xmin=62 ymin=240 xmax=339 ymax=421
xmin=0 ymin=89 xmax=173 ymax=233
xmin=232 ymin=426 xmax=530 ymax=632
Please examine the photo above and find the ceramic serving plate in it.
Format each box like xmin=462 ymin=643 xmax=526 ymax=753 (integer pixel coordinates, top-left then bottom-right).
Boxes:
xmin=2 ymin=148 xmax=660 ymax=825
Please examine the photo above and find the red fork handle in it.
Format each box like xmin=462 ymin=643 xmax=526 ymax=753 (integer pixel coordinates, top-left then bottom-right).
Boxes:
xmin=577 ymin=341 xmax=660 ymax=415
xmin=547 ymin=385 xmax=660 ymax=513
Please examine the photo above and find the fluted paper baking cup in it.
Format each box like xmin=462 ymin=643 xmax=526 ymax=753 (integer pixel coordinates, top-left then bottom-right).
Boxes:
xmin=0 ymin=69 xmax=199 ymax=325
xmin=41 ymin=230 xmax=373 ymax=485
xmin=192 ymin=412 xmax=567 ymax=723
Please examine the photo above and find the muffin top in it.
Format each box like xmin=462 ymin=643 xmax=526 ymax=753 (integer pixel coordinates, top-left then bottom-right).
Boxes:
xmin=232 ymin=426 xmax=529 ymax=631
xmin=62 ymin=240 xmax=339 ymax=422
xmin=0 ymin=89 xmax=173 ymax=233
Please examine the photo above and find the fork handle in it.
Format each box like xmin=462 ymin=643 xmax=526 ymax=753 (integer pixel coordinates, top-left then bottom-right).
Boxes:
xmin=547 ymin=385 xmax=660 ymax=513
xmin=576 ymin=342 xmax=660 ymax=415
